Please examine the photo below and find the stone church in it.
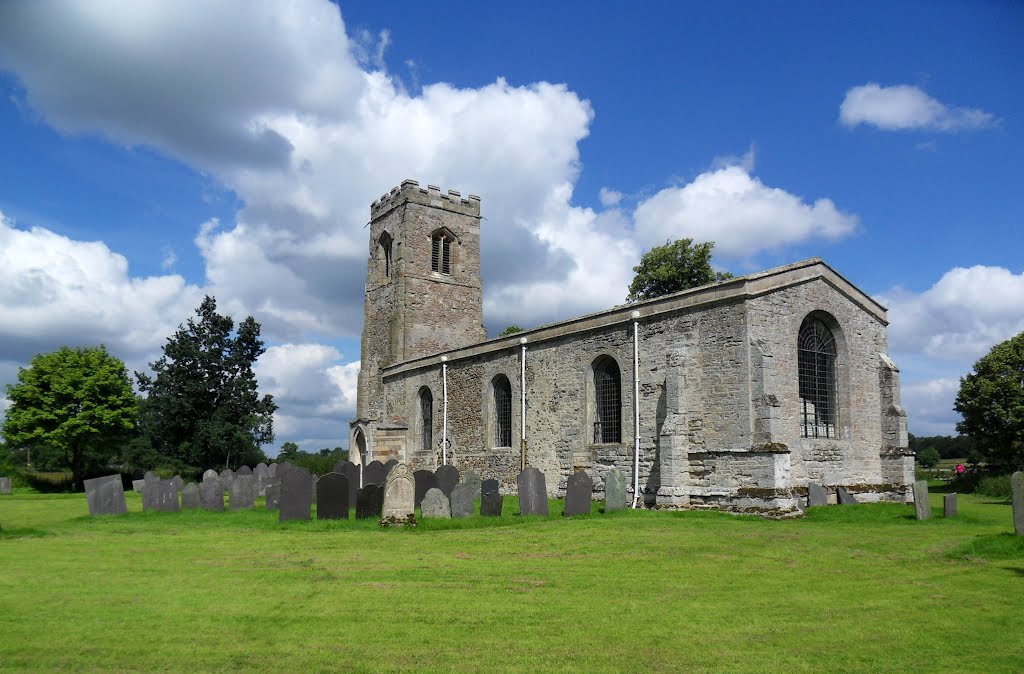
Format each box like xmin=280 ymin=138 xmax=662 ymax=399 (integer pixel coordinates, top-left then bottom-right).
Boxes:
xmin=349 ymin=180 xmax=913 ymax=511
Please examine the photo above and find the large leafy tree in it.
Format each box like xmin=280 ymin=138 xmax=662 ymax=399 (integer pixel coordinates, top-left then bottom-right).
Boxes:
xmin=3 ymin=346 xmax=137 ymax=489
xmin=627 ymin=239 xmax=732 ymax=302
xmin=954 ymin=331 xmax=1024 ymax=471
xmin=136 ymin=296 xmax=276 ymax=470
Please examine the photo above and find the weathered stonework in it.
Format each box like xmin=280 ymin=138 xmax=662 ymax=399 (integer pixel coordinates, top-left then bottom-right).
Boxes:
xmin=349 ymin=181 xmax=914 ymax=513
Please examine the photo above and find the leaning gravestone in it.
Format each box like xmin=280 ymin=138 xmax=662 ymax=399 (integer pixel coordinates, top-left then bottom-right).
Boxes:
xmin=414 ymin=470 xmax=437 ymax=508
xmin=564 ymin=471 xmax=593 ymax=516
xmin=420 ymin=488 xmax=451 ymax=519
xmin=604 ymin=468 xmax=626 ymax=512
xmin=152 ymin=479 xmax=181 ymax=512
xmin=84 ymin=474 xmax=128 ymax=516
xmin=364 ymin=460 xmax=387 ymax=486
xmin=481 ymin=478 xmax=499 ymax=500
xmin=317 ymin=472 xmax=349 ymax=520
xmin=435 ymin=465 xmax=461 ymax=497
xmin=462 ymin=471 xmax=482 ymax=499
xmin=356 ymin=484 xmax=384 ymax=519
xmin=913 ymin=480 xmax=930 ymax=520
xmin=0 ymin=477 xmax=11 ymax=495
xmin=1012 ymin=472 xmax=1024 ymax=536
xmin=230 ymin=475 xmax=256 ymax=510
xmin=481 ymin=490 xmax=503 ymax=517
xmin=265 ymin=481 xmax=281 ymax=510
xmin=836 ymin=486 xmax=858 ymax=505
xmin=382 ymin=464 xmax=415 ymax=522
xmin=808 ymin=483 xmax=828 ymax=507
xmin=181 ymin=483 xmax=200 ymax=509
xmin=340 ymin=462 xmax=360 ymax=507
xmin=280 ymin=466 xmax=314 ymax=522
xmin=200 ymin=476 xmax=224 ymax=511
xmin=943 ymin=493 xmax=957 ymax=518
xmin=517 ymin=467 xmax=549 ymax=516
xmin=450 ymin=483 xmax=476 ymax=518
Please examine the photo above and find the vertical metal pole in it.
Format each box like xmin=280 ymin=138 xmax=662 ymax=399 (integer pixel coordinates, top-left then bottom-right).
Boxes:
xmin=631 ymin=310 xmax=641 ymax=509
xmin=520 ymin=337 xmax=527 ymax=470
xmin=441 ymin=355 xmax=449 ymax=466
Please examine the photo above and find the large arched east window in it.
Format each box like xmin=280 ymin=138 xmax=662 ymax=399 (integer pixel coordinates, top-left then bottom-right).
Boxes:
xmin=593 ymin=356 xmax=622 ymax=444
xmin=492 ymin=375 xmax=512 ymax=448
xmin=431 ymin=232 xmax=452 ymax=274
xmin=798 ymin=317 xmax=838 ymax=439
xmin=419 ymin=387 xmax=433 ymax=452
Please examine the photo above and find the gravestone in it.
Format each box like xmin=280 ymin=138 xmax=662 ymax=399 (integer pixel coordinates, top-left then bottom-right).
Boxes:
xmin=280 ymin=466 xmax=314 ymax=522
xmin=200 ymin=476 xmax=224 ymax=511
xmin=1012 ymin=472 xmax=1024 ymax=536
xmin=808 ymin=483 xmax=828 ymax=507
xmin=0 ymin=477 xmax=11 ymax=495
xmin=481 ymin=478 xmax=499 ymax=500
xmin=265 ymin=481 xmax=281 ymax=510
xmin=420 ymin=488 xmax=451 ymax=519
xmin=340 ymin=462 xmax=360 ymax=507
xmin=435 ymin=465 xmax=460 ymax=497
xmin=276 ymin=462 xmax=293 ymax=480
xmin=604 ymin=468 xmax=626 ymax=512
xmin=142 ymin=477 xmax=161 ymax=511
xmin=171 ymin=475 xmax=184 ymax=492
xmin=463 ymin=471 xmax=482 ymax=499
xmin=317 ymin=472 xmax=349 ymax=520
xmin=311 ymin=475 xmax=319 ymax=505
xmin=384 ymin=459 xmax=399 ymax=477
xmin=131 ymin=479 xmax=145 ymax=493
xmin=364 ymin=460 xmax=387 ymax=486
xmin=450 ymin=483 xmax=476 ymax=518
xmin=356 ymin=484 xmax=384 ymax=519
xmin=517 ymin=467 xmax=549 ymax=516
xmin=181 ymin=483 xmax=200 ymax=509
xmin=153 ymin=479 xmax=181 ymax=512
xmin=564 ymin=471 xmax=593 ymax=516
xmin=84 ymin=474 xmax=128 ymax=516
xmin=912 ymin=480 xmax=930 ymax=520
xmin=144 ymin=470 xmax=158 ymax=483
xmin=220 ymin=468 xmax=235 ymax=493
xmin=382 ymin=464 xmax=415 ymax=522
xmin=237 ymin=465 xmax=253 ymax=477
xmin=481 ymin=490 xmax=503 ymax=517
xmin=268 ymin=463 xmax=278 ymax=478
xmin=254 ymin=463 xmax=270 ymax=496
xmin=836 ymin=486 xmax=857 ymax=505
xmin=202 ymin=469 xmax=219 ymax=482
xmin=414 ymin=470 xmax=437 ymax=508
xmin=230 ymin=475 xmax=256 ymax=510
xmin=943 ymin=493 xmax=957 ymax=518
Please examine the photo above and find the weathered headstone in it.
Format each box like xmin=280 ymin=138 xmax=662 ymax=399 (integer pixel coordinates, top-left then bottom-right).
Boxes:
xmin=200 ymin=476 xmax=224 ymax=511
xmin=171 ymin=475 xmax=184 ymax=492
xmin=84 ymin=474 xmax=128 ymax=516
xmin=131 ymin=479 xmax=145 ymax=494
xmin=435 ymin=465 xmax=460 ymax=497
xmin=807 ymin=483 xmax=828 ymax=507
xmin=280 ymin=466 xmax=314 ymax=522
xmin=152 ymin=479 xmax=181 ymax=512
xmin=364 ymin=460 xmax=387 ymax=486
xmin=230 ymin=475 xmax=256 ymax=510
xmin=836 ymin=486 xmax=857 ymax=505
xmin=237 ymin=465 xmax=253 ymax=477
xmin=943 ymin=493 xmax=957 ymax=518
xmin=384 ymin=459 xmax=399 ymax=477
xmin=420 ymin=487 xmax=451 ymax=519
xmin=268 ymin=463 xmax=278 ymax=478
xmin=382 ymin=463 xmax=415 ymax=522
xmin=481 ymin=490 xmax=503 ymax=517
xmin=181 ymin=483 xmax=200 ymax=509
xmin=912 ymin=480 xmax=930 ymax=520
xmin=414 ymin=470 xmax=437 ymax=508
xmin=462 ymin=471 xmax=482 ymax=499
xmin=220 ymin=468 xmax=235 ymax=493
xmin=604 ymin=468 xmax=626 ymax=512
xmin=276 ymin=462 xmax=293 ymax=480
xmin=1012 ymin=472 xmax=1024 ymax=536
xmin=564 ymin=471 xmax=593 ymax=516
xmin=144 ymin=470 xmax=158 ymax=483
xmin=356 ymin=484 xmax=384 ymax=519
xmin=340 ymin=462 xmax=360 ymax=507
xmin=142 ymin=477 xmax=161 ymax=511
xmin=481 ymin=478 xmax=499 ymax=500
xmin=317 ymin=472 xmax=350 ymax=520
xmin=517 ymin=467 xmax=549 ymax=516
xmin=254 ymin=463 xmax=270 ymax=496
xmin=265 ymin=481 xmax=281 ymax=510
xmin=202 ymin=469 xmax=218 ymax=482
xmin=0 ymin=477 xmax=11 ymax=495
xmin=450 ymin=483 xmax=476 ymax=518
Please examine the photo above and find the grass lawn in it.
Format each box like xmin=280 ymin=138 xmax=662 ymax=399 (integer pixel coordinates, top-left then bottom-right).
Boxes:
xmin=1 ymin=490 xmax=1022 ymax=672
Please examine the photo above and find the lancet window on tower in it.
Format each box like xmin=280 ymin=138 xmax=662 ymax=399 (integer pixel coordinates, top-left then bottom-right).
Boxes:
xmin=419 ymin=387 xmax=434 ymax=452
xmin=431 ymin=232 xmax=452 ymax=274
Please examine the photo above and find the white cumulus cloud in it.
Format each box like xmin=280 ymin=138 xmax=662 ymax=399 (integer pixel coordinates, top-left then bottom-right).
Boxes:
xmin=840 ymin=83 xmax=995 ymax=132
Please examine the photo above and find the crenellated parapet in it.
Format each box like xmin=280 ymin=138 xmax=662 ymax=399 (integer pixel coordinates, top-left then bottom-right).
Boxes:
xmin=371 ymin=179 xmax=481 ymax=221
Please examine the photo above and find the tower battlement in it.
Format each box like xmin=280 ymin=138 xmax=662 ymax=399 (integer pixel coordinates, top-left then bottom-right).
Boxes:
xmin=370 ymin=179 xmax=481 ymax=221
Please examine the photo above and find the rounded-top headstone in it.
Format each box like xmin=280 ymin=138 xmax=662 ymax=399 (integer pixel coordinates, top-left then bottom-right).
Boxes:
xmin=564 ymin=471 xmax=593 ymax=516
xmin=420 ymin=488 xmax=451 ymax=519
xmin=382 ymin=463 xmax=415 ymax=521
xmin=203 ymin=468 xmax=219 ymax=481
xmin=237 ymin=465 xmax=253 ymax=476
xmin=414 ymin=470 xmax=436 ymax=508
xmin=435 ymin=465 xmax=460 ymax=497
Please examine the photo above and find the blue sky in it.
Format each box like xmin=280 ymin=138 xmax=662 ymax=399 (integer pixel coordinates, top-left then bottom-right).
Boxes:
xmin=0 ymin=0 xmax=1021 ymax=452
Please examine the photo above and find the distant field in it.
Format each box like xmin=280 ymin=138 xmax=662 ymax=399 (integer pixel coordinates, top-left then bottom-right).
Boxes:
xmin=0 ymin=490 xmax=1021 ymax=672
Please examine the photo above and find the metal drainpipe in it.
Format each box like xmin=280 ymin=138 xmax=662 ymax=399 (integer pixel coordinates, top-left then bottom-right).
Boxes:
xmin=441 ymin=355 xmax=449 ymax=466
xmin=520 ymin=336 xmax=528 ymax=470
xmin=631 ymin=310 xmax=641 ymax=508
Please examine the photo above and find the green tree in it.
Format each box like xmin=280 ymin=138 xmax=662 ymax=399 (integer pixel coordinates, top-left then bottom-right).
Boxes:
xmin=499 ymin=325 xmax=524 ymax=336
xmin=954 ymin=331 xmax=1024 ymax=471
xmin=136 ymin=296 xmax=276 ymax=470
xmin=3 ymin=346 xmax=137 ymax=489
xmin=916 ymin=446 xmax=940 ymax=469
xmin=627 ymin=239 xmax=733 ymax=302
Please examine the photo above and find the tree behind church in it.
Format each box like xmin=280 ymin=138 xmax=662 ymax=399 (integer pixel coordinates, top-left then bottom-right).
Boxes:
xmin=136 ymin=296 xmax=275 ymax=470
xmin=627 ymin=239 xmax=732 ymax=302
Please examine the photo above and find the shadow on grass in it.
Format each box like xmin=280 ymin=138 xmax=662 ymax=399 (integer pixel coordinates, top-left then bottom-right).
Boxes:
xmin=947 ymin=533 xmax=1024 ymax=562
xmin=0 ymin=526 xmax=53 ymax=540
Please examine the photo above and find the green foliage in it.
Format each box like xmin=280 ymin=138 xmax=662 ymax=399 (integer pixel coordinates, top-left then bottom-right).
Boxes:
xmin=627 ymin=238 xmax=733 ymax=302
xmin=916 ymin=446 xmax=940 ymax=468
xmin=275 ymin=442 xmax=348 ymax=476
xmin=907 ymin=432 xmax=974 ymax=460
xmin=136 ymin=296 xmax=275 ymax=471
xmin=954 ymin=331 xmax=1024 ymax=471
xmin=499 ymin=325 xmax=524 ymax=336
xmin=975 ymin=474 xmax=1012 ymax=500
xmin=2 ymin=346 xmax=137 ymax=489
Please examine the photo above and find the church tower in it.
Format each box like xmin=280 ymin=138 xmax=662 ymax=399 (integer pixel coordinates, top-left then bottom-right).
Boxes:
xmin=354 ymin=180 xmax=485 ymax=431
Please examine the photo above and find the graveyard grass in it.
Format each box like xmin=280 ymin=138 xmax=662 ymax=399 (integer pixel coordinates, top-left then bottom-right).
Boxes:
xmin=1 ymin=492 xmax=1022 ymax=673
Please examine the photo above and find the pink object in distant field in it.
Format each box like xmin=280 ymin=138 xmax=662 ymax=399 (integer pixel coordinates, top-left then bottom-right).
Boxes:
xmin=956 ymin=463 xmax=966 ymax=474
